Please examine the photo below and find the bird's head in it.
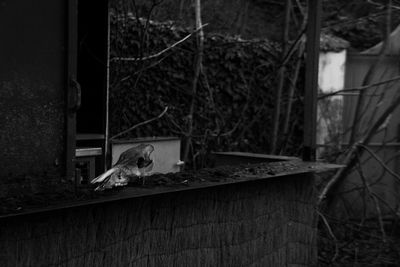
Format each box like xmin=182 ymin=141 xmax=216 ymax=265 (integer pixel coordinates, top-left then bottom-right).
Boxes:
xmin=135 ymin=144 xmax=154 ymax=174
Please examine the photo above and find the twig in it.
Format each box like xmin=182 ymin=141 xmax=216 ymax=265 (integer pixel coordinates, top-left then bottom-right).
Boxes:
xmin=368 ymin=0 xmax=400 ymax=10
xmin=165 ymin=112 xmax=185 ymax=133
xmin=318 ymin=0 xmax=397 ymax=207
xmin=119 ymin=53 xmax=171 ymax=82
xmin=294 ymin=0 xmax=305 ymax=17
xmin=317 ymin=89 xmax=400 ymax=208
xmin=111 ymin=23 xmax=208 ymax=62
xmin=317 ymin=210 xmax=339 ymax=262
xmin=280 ymin=10 xmax=307 ymax=154
xmin=359 ymin=144 xmax=400 ymax=184
xmin=355 ymin=153 xmax=387 ymax=242
xmin=109 ymin=106 xmax=168 ymax=141
xmin=349 ymin=0 xmax=392 ymax=144
xmin=372 ymin=191 xmax=400 ymax=220
xmin=355 ymin=150 xmax=368 ymax=226
xmin=322 ymin=10 xmax=400 ymax=30
xmin=318 ymin=75 xmax=400 ymax=100
xmin=209 ymin=70 xmax=250 ymax=138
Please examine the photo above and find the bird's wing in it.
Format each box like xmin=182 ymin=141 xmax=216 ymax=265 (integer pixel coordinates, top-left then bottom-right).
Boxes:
xmin=90 ymin=167 xmax=118 ymax=184
xmin=115 ymin=150 xmax=129 ymax=165
xmin=115 ymin=144 xmax=154 ymax=166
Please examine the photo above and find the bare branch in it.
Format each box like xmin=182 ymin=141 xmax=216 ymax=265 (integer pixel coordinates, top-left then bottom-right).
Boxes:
xmin=317 ymin=210 xmax=339 ymax=262
xmin=368 ymin=0 xmax=400 ymax=10
xmin=359 ymin=144 xmax=400 ymax=184
xmin=119 ymin=54 xmax=171 ymax=82
xmin=356 ymin=154 xmax=386 ymax=241
xmin=317 ymin=88 xmax=400 ymax=207
xmin=349 ymin=0 xmax=392 ymax=144
xmin=371 ymin=191 xmax=400 ymax=219
xmin=280 ymin=12 xmax=307 ymax=154
xmin=318 ymin=75 xmax=400 ymax=100
xmin=111 ymin=23 xmax=209 ymax=62
xmin=318 ymin=1 xmax=398 ymax=209
xmin=109 ymin=106 xmax=168 ymax=141
xmin=294 ymin=0 xmax=305 ymax=17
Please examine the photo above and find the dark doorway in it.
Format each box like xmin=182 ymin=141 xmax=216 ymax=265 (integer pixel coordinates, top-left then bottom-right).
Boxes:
xmin=77 ymin=0 xmax=108 ymax=134
xmin=76 ymin=0 xmax=109 ymax=177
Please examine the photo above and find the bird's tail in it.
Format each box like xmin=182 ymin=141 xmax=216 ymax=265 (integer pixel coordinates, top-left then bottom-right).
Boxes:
xmin=91 ymin=167 xmax=118 ymax=184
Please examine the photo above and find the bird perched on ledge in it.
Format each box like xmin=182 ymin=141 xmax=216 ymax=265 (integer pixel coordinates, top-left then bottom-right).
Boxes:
xmin=91 ymin=144 xmax=154 ymax=191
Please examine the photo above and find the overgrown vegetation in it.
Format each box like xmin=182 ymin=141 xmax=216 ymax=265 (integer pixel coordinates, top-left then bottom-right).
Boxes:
xmin=318 ymin=215 xmax=400 ymax=266
xmin=109 ymin=0 xmax=400 ymax=265
xmin=322 ymin=0 xmax=400 ymax=50
xmin=115 ymin=0 xmax=400 ymax=50
xmin=109 ymin=15 xmax=304 ymax=168
xmin=317 ymin=1 xmax=400 ymax=265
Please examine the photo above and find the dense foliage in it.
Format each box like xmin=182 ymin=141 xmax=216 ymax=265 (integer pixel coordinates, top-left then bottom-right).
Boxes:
xmin=322 ymin=0 xmax=400 ymax=50
xmin=113 ymin=0 xmax=400 ymax=51
xmin=109 ymin=16 xmax=304 ymax=167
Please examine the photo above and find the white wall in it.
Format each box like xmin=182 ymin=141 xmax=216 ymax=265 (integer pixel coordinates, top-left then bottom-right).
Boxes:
xmin=317 ymin=50 xmax=347 ymax=157
xmin=318 ymin=50 xmax=346 ymax=97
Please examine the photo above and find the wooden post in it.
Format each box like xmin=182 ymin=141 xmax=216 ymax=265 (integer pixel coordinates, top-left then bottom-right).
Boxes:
xmin=270 ymin=0 xmax=291 ymax=154
xmin=303 ymin=0 xmax=321 ymax=161
xmin=105 ymin=3 xmax=111 ymax=170
xmin=66 ymin=0 xmax=78 ymax=180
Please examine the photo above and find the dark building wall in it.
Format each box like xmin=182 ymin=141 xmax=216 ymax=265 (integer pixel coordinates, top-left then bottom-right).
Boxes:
xmin=0 ymin=0 xmax=67 ymax=191
xmin=0 ymin=175 xmax=317 ymax=266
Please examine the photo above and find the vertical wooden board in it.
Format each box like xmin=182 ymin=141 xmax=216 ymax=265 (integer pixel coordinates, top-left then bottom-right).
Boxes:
xmin=66 ymin=0 xmax=78 ymax=182
xmin=303 ymin=0 xmax=322 ymax=161
xmin=0 ymin=0 xmax=68 ymax=188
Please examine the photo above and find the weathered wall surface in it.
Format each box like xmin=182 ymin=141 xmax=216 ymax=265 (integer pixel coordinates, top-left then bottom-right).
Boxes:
xmin=316 ymin=50 xmax=346 ymax=158
xmin=340 ymin=53 xmax=400 ymax=217
xmin=0 ymin=175 xmax=317 ymax=266
xmin=0 ymin=0 xmax=66 ymax=194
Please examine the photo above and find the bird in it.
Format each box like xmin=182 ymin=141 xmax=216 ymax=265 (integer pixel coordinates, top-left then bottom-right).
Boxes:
xmin=91 ymin=144 xmax=154 ymax=191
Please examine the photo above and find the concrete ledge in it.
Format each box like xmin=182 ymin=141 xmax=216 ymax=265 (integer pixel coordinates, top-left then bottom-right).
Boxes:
xmin=212 ymin=152 xmax=299 ymax=166
xmin=0 ymin=161 xmax=340 ymax=220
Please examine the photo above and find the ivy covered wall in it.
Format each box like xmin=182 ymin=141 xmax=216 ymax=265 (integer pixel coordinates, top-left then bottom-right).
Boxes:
xmin=109 ymin=16 xmax=304 ymax=167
